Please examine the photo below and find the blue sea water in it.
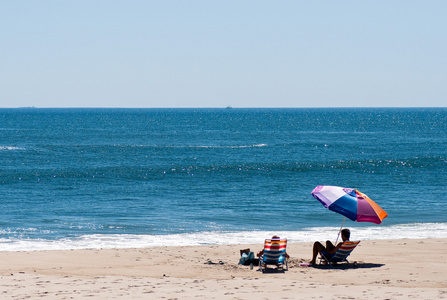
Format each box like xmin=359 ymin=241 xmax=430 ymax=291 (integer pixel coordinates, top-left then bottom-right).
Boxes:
xmin=1 ymin=108 xmax=446 ymax=251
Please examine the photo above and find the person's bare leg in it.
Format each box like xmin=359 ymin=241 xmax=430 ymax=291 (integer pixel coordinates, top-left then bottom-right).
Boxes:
xmin=310 ymin=241 xmax=325 ymax=265
xmin=325 ymin=240 xmax=336 ymax=252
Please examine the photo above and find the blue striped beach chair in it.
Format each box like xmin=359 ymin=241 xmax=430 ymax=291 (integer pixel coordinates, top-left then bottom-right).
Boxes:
xmin=319 ymin=240 xmax=360 ymax=267
xmin=259 ymin=238 xmax=288 ymax=272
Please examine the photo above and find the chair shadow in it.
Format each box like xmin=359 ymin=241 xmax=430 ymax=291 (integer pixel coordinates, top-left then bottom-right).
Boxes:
xmin=258 ymin=267 xmax=288 ymax=273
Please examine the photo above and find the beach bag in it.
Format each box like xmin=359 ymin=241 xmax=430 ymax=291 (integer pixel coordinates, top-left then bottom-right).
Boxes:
xmin=239 ymin=250 xmax=255 ymax=265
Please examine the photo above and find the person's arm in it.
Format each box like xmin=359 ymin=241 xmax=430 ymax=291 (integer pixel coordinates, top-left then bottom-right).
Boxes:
xmin=327 ymin=242 xmax=343 ymax=254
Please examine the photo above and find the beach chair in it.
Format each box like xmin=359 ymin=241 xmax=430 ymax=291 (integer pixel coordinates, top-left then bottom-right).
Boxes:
xmin=259 ymin=238 xmax=288 ymax=273
xmin=319 ymin=240 xmax=360 ymax=267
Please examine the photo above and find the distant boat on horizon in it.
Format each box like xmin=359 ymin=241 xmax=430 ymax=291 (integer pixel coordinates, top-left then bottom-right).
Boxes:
xmin=226 ymin=106 xmax=232 ymax=109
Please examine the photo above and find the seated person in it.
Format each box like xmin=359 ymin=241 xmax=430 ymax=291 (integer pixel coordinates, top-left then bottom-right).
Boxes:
xmin=310 ymin=228 xmax=350 ymax=265
xmin=257 ymin=235 xmax=290 ymax=259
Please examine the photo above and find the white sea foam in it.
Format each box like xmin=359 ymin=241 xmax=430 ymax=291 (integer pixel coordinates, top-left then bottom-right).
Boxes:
xmin=1 ymin=223 xmax=446 ymax=252
xmin=182 ymin=144 xmax=268 ymax=149
xmin=138 ymin=144 xmax=268 ymax=149
xmin=0 ymin=146 xmax=25 ymax=151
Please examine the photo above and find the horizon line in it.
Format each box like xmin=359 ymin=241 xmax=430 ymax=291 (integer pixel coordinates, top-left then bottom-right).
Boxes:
xmin=4 ymin=106 xmax=447 ymax=110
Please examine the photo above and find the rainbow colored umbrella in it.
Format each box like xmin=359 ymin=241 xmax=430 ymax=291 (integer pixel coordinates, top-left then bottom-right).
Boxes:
xmin=311 ymin=185 xmax=388 ymax=224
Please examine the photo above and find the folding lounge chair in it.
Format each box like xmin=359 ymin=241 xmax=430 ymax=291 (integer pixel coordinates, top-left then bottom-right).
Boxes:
xmin=259 ymin=238 xmax=288 ymax=272
xmin=319 ymin=240 xmax=360 ymax=267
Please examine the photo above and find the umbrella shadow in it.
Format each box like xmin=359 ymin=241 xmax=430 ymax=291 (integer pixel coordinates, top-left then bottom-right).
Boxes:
xmin=311 ymin=261 xmax=385 ymax=270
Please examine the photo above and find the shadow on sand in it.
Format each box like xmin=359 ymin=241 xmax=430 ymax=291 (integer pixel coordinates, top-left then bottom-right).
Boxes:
xmin=257 ymin=267 xmax=288 ymax=273
xmin=311 ymin=262 xmax=385 ymax=270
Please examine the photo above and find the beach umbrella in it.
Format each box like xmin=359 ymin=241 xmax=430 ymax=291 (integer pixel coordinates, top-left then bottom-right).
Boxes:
xmin=311 ymin=185 xmax=388 ymax=224
xmin=311 ymin=185 xmax=388 ymax=241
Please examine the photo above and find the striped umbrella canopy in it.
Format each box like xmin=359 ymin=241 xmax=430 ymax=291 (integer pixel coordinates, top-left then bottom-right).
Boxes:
xmin=311 ymin=185 xmax=388 ymax=224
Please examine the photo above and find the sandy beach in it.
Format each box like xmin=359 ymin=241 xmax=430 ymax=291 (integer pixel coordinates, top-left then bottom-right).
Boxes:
xmin=1 ymin=238 xmax=446 ymax=299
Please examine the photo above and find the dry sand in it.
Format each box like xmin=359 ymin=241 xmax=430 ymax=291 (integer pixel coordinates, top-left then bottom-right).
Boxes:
xmin=1 ymin=238 xmax=446 ymax=299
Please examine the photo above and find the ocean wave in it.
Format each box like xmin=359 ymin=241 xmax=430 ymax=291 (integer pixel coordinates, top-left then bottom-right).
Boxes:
xmin=2 ymin=155 xmax=445 ymax=183
xmin=143 ymin=144 xmax=268 ymax=149
xmin=64 ymin=144 xmax=269 ymax=149
xmin=1 ymin=223 xmax=446 ymax=252
xmin=0 ymin=146 xmax=25 ymax=151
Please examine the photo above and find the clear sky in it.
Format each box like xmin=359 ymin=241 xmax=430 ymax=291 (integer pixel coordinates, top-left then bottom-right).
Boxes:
xmin=1 ymin=1 xmax=446 ymax=108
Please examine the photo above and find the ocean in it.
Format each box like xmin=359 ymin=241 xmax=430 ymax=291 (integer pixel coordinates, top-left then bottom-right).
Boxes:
xmin=1 ymin=108 xmax=446 ymax=251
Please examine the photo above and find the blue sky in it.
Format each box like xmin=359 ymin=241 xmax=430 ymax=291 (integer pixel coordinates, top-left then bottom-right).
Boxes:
xmin=1 ymin=1 xmax=446 ymax=108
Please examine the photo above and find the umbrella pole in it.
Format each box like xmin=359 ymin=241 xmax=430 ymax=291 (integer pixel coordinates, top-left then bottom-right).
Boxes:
xmin=335 ymin=217 xmax=346 ymax=244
